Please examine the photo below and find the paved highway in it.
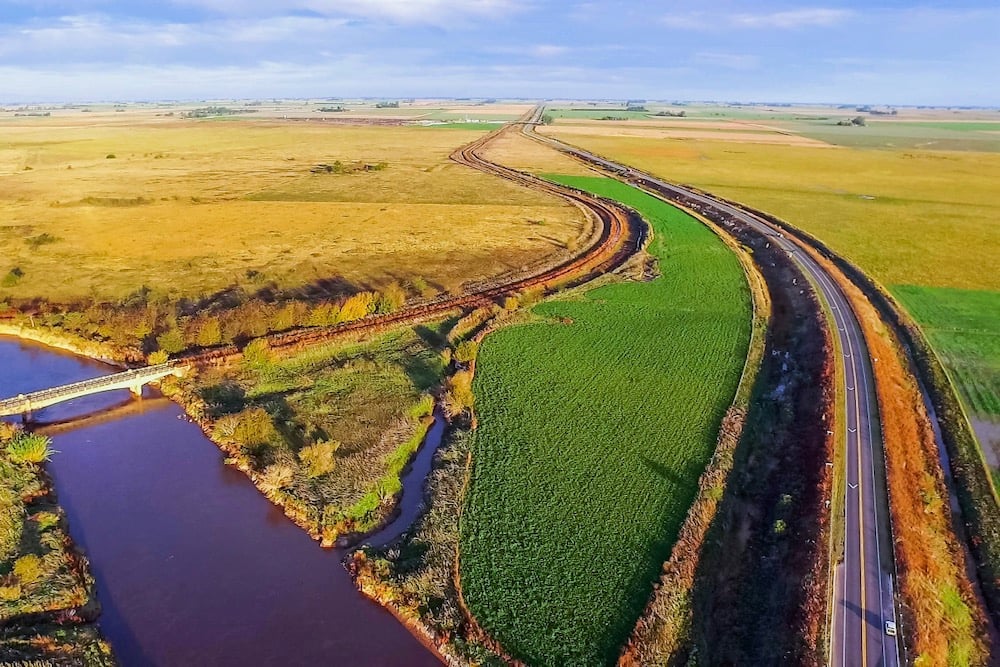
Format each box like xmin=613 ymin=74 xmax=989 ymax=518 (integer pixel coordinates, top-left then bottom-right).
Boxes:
xmin=523 ymin=117 xmax=900 ymax=666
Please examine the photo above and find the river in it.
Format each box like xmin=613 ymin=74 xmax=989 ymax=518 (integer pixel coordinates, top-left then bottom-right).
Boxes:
xmin=0 ymin=336 xmax=440 ymax=666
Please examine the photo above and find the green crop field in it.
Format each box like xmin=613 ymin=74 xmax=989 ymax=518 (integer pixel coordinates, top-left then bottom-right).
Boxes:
xmin=459 ymin=176 xmax=751 ymax=665
xmin=776 ymin=119 xmax=1000 ymax=151
xmin=894 ymin=286 xmax=1000 ymax=418
xmin=547 ymin=108 xmax=653 ymax=120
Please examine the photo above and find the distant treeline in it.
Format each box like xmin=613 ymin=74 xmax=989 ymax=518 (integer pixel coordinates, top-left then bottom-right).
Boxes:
xmin=182 ymin=107 xmax=258 ymax=119
xmin=2 ymin=282 xmax=415 ymax=358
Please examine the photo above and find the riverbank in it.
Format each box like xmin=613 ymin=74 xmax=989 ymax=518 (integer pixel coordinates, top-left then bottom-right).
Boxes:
xmin=0 ymin=423 xmax=114 ymax=665
xmin=161 ymin=323 xmax=453 ymax=549
xmin=1 ymin=335 xmax=442 ymax=664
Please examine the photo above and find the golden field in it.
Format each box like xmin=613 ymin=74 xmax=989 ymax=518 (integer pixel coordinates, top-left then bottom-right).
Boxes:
xmin=0 ymin=114 xmax=582 ymax=302
xmin=539 ymin=125 xmax=1000 ymax=292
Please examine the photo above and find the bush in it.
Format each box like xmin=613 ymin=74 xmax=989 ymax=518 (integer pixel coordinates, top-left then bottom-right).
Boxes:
xmin=156 ymin=327 xmax=185 ymax=355
xmin=453 ymin=340 xmax=478 ymax=364
xmin=444 ymin=370 xmax=475 ymax=416
xmin=339 ymin=291 xmax=376 ymax=322
xmin=376 ymin=282 xmax=407 ymax=314
xmin=242 ymin=339 xmax=273 ymax=369
xmin=0 ymin=584 xmax=21 ymax=601
xmin=298 ymin=441 xmax=340 ymax=478
xmin=147 ymin=350 xmax=169 ymax=364
xmin=13 ymin=554 xmax=43 ymax=584
xmin=6 ymin=433 xmax=53 ymax=464
xmin=2 ymin=268 xmax=24 ymax=288
xmin=259 ymin=463 xmax=296 ymax=493
xmin=232 ymin=408 xmax=278 ymax=449
xmin=197 ymin=318 xmax=222 ymax=346
xmin=32 ymin=511 xmax=59 ymax=532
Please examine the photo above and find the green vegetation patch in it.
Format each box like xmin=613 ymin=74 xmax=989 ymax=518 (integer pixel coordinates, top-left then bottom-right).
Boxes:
xmin=460 ymin=176 xmax=751 ymax=665
xmin=0 ymin=426 xmax=109 ymax=665
xmin=185 ymin=323 xmax=449 ymax=541
xmin=779 ymin=119 xmax=1000 ymax=151
xmin=901 ymin=122 xmax=1000 ymax=133
xmin=547 ymin=108 xmax=652 ymax=120
xmin=894 ymin=285 xmax=1000 ymax=418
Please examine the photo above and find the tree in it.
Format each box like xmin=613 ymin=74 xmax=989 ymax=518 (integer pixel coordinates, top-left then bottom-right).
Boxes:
xmin=197 ymin=317 xmax=222 ymax=346
xmin=156 ymin=327 xmax=185 ymax=354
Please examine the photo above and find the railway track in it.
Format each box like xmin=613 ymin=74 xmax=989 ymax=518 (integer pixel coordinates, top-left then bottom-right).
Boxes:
xmin=182 ymin=114 xmax=639 ymax=366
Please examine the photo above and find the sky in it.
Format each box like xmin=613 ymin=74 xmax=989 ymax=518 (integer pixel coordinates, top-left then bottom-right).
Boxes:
xmin=1 ymin=0 xmax=998 ymax=105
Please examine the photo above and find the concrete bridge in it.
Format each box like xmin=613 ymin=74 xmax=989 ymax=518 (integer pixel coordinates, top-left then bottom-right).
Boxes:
xmin=0 ymin=362 xmax=188 ymax=420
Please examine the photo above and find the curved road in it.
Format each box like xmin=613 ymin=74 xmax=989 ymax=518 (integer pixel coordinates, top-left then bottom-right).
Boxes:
xmin=523 ymin=113 xmax=900 ymax=666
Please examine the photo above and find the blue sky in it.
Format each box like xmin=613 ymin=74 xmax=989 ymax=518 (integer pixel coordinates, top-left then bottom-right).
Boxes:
xmin=1 ymin=1 xmax=998 ymax=105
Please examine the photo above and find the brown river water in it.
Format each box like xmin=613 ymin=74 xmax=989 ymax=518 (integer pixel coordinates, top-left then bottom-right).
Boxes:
xmin=0 ymin=336 xmax=440 ymax=666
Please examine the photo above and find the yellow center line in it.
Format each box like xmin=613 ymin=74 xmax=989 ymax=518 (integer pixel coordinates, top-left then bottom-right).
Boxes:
xmin=850 ymin=325 xmax=868 ymax=667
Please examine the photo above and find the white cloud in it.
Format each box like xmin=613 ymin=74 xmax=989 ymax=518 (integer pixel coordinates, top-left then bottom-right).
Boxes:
xmin=662 ymin=8 xmax=852 ymax=31
xmin=731 ymin=8 xmax=851 ymax=29
xmin=0 ymin=14 xmax=351 ymax=60
xmin=531 ymin=44 xmax=569 ymax=57
xmin=170 ymin=0 xmax=523 ymax=26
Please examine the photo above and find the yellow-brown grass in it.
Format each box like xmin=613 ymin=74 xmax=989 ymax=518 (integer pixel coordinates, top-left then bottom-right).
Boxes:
xmin=0 ymin=117 xmax=583 ymax=302
xmin=532 ymin=132 xmax=1000 ymax=292
xmin=542 ymin=123 xmax=832 ymax=147
xmin=478 ymin=130 xmax=593 ymax=176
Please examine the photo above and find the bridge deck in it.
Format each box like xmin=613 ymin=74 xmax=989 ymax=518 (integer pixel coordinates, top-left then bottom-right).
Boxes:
xmin=0 ymin=363 xmax=186 ymax=417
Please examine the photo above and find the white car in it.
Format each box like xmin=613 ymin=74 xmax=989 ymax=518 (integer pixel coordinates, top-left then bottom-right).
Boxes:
xmin=885 ymin=620 xmax=897 ymax=637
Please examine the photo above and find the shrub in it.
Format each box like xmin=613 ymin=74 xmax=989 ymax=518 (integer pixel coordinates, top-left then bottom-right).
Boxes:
xmin=308 ymin=303 xmax=333 ymax=327
xmin=155 ymin=327 xmax=185 ymax=354
xmin=0 ymin=423 xmax=18 ymax=442
xmin=32 ymin=511 xmax=59 ymax=532
xmin=258 ymin=463 xmax=296 ymax=494
xmin=412 ymin=277 xmax=437 ymax=299
xmin=0 ymin=584 xmax=21 ymax=601
xmin=197 ymin=318 xmax=222 ymax=346
xmin=147 ymin=350 xmax=169 ymax=364
xmin=6 ymin=433 xmax=53 ymax=464
xmin=444 ymin=370 xmax=475 ymax=416
xmin=106 ymin=153 xmax=116 ymax=159
xmin=233 ymin=408 xmax=278 ymax=449
xmin=376 ymin=282 xmax=407 ymax=314
xmin=502 ymin=295 xmax=519 ymax=311
xmin=13 ymin=554 xmax=43 ymax=585
xmin=339 ymin=291 xmax=376 ymax=322
xmin=242 ymin=339 xmax=273 ymax=369
xmin=453 ymin=340 xmax=478 ymax=364
xmin=2 ymin=268 xmax=24 ymax=288
xmin=298 ymin=441 xmax=340 ymax=478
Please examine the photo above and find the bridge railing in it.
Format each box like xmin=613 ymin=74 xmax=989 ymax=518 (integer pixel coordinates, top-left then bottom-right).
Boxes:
xmin=0 ymin=363 xmax=180 ymax=410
